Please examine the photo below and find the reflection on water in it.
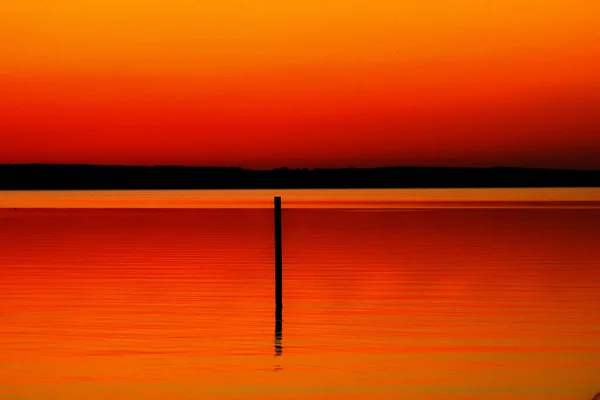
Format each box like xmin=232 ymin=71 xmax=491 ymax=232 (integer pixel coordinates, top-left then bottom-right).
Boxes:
xmin=274 ymin=311 xmax=283 ymax=372
xmin=1 ymin=197 xmax=600 ymax=399
xmin=275 ymin=311 xmax=283 ymax=359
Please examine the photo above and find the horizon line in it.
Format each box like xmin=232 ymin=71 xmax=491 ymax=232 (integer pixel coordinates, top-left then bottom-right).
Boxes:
xmin=2 ymin=163 xmax=599 ymax=172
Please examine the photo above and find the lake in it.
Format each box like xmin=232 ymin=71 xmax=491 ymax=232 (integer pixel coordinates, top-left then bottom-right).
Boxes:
xmin=1 ymin=189 xmax=600 ymax=399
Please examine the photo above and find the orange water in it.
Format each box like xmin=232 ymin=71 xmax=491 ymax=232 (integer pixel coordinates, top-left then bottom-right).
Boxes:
xmin=1 ymin=188 xmax=600 ymax=208
xmin=1 ymin=190 xmax=600 ymax=399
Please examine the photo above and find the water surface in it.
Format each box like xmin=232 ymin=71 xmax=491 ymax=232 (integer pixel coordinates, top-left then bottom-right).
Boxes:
xmin=1 ymin=188 xmax=600 ymax=208
xmin=1 ymin=189 xmax=600 ymax=399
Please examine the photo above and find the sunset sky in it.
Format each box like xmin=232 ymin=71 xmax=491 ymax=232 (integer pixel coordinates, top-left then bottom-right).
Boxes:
xmin=1 ymin=0 xmax=599 ymax=169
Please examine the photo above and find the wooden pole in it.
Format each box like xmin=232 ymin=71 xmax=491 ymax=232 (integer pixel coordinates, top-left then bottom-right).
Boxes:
xmin=274 ymin=196 xmax=283 ymax=313
xmin=274 ymin=196 xmax=283 ymax=357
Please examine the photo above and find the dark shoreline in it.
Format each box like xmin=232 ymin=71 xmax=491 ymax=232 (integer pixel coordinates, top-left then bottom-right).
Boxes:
xmin=1 ymin=164 xmax=599 ymax=190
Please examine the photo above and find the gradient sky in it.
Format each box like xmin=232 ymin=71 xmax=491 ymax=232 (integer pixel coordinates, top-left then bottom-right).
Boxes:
xmin=1 ymin=0 xmax=599 ymax=168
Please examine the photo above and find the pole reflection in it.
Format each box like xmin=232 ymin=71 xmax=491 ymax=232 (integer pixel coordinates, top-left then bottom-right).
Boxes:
xmin=274 ymin=308 xmax=282 ymax=357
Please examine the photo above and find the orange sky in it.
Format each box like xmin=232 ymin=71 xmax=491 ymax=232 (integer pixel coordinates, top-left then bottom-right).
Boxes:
xmin=1 ymin=0 xmax=599 ymax=168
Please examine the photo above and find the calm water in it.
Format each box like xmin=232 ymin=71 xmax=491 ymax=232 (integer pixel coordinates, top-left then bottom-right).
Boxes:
xmin=1 ymin=189 xmax=600 ymax=399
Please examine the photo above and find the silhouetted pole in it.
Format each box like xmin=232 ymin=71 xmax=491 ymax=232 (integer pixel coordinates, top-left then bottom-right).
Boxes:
xmin=275 ymin=196 xmax=283 ymax=313
xmin=274 ymin=196 xmax=283 ymax=357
